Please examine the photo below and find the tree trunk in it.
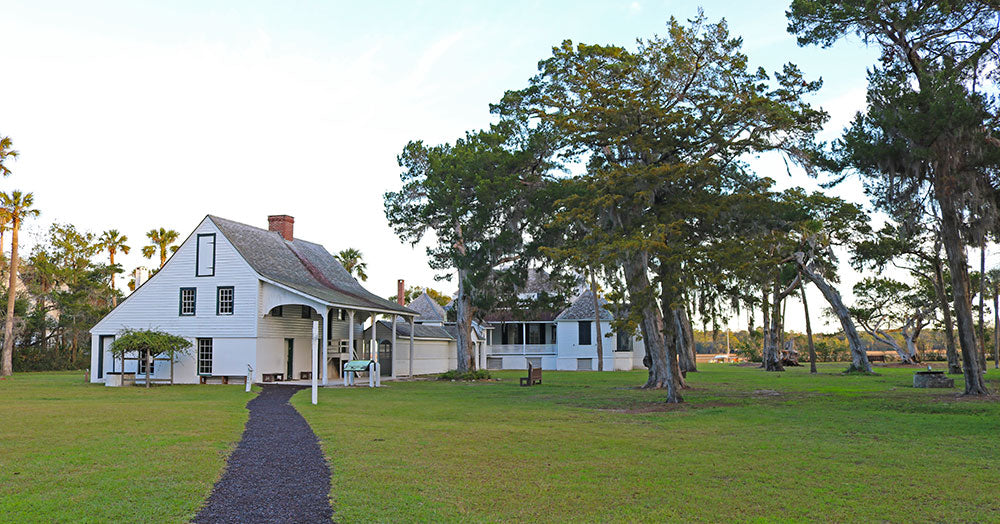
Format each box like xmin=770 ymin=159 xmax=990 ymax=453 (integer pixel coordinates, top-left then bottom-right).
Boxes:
xmin=110 ymin=250 xmax=118 ymax=307
xmin=933 ymin=251 xmax=962 ymax=374
xmin=979 ymin=243 xmax=987 ymax=371
xmin=761 ymin=288 xmax=770 ymax=368
xmin=1 ymin=218 xmax=19 ymax=377
xmin=38 ymin=295 xmax=46 ymax=352
xmin=799 ymin=276 xmax=817 ymax=374
xmin=454 ymin=268 xmax=474 ymax=372
xmin=590 ymin=271 xmax=604 ymax=372
xmin=676 ymin=307 xmax=697 ymax=373
xmin=938 ymin=195 xmax=989 ymax=394
xmin=994 ymin=280 xmax=998 ymax=369
xmin=794 ymin=253 xmax=871 ymax=373
xmin=764 ymin=279 xmax=784 ymax=372
xmin=903 ymin=330 xmax=919 ymax=363
xmin=625 ymin=254 xmax=680 ymax=402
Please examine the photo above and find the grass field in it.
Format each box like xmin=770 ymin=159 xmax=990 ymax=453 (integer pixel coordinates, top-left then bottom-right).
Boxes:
xmin=0 ymin=372 xmax=250 ymax=523
xmin=293 ymin=363 xmax=1000 ymax=523
xmin=4 ymin=366 xmax=1000 ymax=523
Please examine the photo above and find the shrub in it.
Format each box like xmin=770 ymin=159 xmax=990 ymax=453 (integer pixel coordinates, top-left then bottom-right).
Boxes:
xmin=439 ymin=369 xmax=491 ymax=381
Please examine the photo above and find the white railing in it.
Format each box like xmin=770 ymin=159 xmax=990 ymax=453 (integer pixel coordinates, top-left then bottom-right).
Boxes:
xmin=487 ymin=344 xmax=557 ymax=355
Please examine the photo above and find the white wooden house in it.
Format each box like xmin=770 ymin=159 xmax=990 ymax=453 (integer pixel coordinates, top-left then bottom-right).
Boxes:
xmin=484 ymin=289 xmax=646 ymax=371
xmin=88 ymin=214 xmax=425 ymax=402
xmin=365 ymin=292 xmax=489 ymax=374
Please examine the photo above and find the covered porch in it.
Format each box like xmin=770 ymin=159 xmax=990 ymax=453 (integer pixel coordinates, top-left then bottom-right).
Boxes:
xmin=258 ymin=281 xmax=418 ymax=404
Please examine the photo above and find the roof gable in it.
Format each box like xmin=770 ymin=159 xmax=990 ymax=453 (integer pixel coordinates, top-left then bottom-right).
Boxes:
xmin=409 ymin=292 xmax=447 ymax=322
xmin=556 ymin=289 xmax=613 ymax=321
xmin=209 ymin=215 xmax=414 ymax=315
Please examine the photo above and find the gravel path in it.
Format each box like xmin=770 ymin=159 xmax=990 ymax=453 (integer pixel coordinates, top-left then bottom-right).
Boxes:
xmin=193 ymin=385 xmax=333 ymax=523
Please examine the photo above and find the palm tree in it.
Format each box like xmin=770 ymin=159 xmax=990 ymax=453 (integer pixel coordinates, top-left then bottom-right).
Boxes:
xmin=0 ymin=209 xmax=9 ymax=257
xmin=142 ymin=228 xmax=180 ymax=268
xmin=335 ymin=248 xmax=368 ymax=281
xmin=1 ymin=191 xmax=39 ymax=377
xmin=0 ymin=136 xmax=18 ymax=178
xmin=98 ymin=230 xmax=130 ymax=305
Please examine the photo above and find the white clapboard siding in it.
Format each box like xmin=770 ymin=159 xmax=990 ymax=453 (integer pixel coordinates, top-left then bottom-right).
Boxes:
xmin=91 ymin=217 xmax=261 ymax=338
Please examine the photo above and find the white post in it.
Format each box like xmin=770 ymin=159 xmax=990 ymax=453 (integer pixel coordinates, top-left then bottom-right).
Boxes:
xmin=391 ymin=315 xmax=397 ymax=378
xmin=348 ymin=309 xmax=355 ymax=360
xmin=321 ymin=308 xmax=329 ymax=386
xmin=371 ymin=312 xmax=379 ymax=387
xmin=246 ymin=364 xmax=253 ymax=393
xmin=311 ymin=317 xmax=318 ymax=405
xmin=409 ymin=316 xmax=415 ymax=378
xmin=522 ymin=323 xmax=527 ymax=355
xmin=371 ymin=312 xmax=378 ymax=362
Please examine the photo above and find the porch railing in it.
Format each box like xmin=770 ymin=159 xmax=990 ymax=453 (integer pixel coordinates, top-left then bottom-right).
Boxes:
xmin=487 ymin=343 xmax=557 ymax=355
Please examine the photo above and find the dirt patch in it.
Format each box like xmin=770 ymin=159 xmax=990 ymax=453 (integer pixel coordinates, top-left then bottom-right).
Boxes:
xmin=752 ymin=389 xmax=781 ymax=396
xmin=598 ymin=400 xmax=738 ymax=414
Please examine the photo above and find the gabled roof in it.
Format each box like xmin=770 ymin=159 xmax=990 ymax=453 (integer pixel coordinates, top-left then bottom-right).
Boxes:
xmin=556 ymin=289 xmax=613 ymax=321
xmin=409 ymin=292 xmax=447 ymax=323
xmin=209 ymin=215 xmax=414 ymax=316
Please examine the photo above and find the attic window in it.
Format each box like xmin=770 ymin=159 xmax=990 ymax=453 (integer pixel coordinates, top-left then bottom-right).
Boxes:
xmin=196 ymin=234 xmax=216 ymax=277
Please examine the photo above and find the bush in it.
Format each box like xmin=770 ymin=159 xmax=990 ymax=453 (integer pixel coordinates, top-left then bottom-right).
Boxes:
xmin=438 ymin=369 xmax=491 ymax=381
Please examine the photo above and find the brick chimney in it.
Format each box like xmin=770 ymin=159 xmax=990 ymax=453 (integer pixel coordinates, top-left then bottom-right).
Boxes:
xmin=397 ymin=279 xmax=405 ymax=306
xmin=267 ymin=215 xmax=294 ymax=242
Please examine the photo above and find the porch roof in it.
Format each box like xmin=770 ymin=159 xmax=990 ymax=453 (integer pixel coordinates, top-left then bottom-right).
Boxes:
xmin=367 ymin=320 xmax=455 ymax=340
xmin=210 ymin=215 xmax=416 ymax=316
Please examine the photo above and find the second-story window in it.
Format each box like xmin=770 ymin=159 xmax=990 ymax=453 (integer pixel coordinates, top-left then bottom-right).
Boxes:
xmin=180 ymin=288 xmax=196 ymax=316
xmin=217 ymin=286 xmax=234 ymax=315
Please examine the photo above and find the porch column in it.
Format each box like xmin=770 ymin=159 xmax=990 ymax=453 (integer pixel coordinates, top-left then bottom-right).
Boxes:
xmin=371 ymin=312 xmax=378 ymax=362
xmin=311 ymin=317 xmax=318 ymax=405
xmin=391 ymin=315 xmax=397 ymax=378
xmin=522 ymin=323 xmax=527 ymax=355
xmin=321 ymin=308 xmax=329 ymax=386
xmin=348 ymin=309 xmax=355 ymax=361
xmin=409 ymin=316 xmax=415 ymax=378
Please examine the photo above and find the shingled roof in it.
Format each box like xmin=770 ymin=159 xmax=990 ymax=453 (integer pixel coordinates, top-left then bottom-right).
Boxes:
xmin=555 ymin=289 xmax=613 ymax=321
xmin=209 ymin=215 xmax=414 ymax=315
xmin=409 ymin=292 xmax=447 ymax=323
xmin=369 ymin=320 xmax=455 ymax=340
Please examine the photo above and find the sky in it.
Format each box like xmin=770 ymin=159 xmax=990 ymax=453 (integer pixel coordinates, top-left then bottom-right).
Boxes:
xmin=0 ymin=0 xmax=909 ymax=333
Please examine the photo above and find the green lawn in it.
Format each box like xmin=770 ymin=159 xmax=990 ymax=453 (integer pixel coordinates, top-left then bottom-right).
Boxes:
xmin=0 ymin=372 xmax=250 ymax=523
xmin=5 ymin=366 xmax=1000 ymax=523
xmin=293 ymin=364 xmax=1000 ymax=523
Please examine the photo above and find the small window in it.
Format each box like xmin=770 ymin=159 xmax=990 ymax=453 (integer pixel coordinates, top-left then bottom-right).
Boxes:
xmin=196 ymin=234 xmax=216 ymax=277
xmin=198 ymin=338 xmax=213 ymax=375
xmin=577 ymin=358 xmax=593 ymax=371
xmin=301 ymin=306 xmax=312 ymax=319
xmin=217 ymin=286 xmax=234 ymax=315
xmin=338 ymin=309 xmax=348 ymax=321
xmin=578 ymin=321 xmax=592 ymax=345
xmin=138 ymin=350 xmax=155 ymax=374
xmin=179 ymin=288 xmax=196 ymax=316
xmin=272 ymin=306 xmax=283 ymax=317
